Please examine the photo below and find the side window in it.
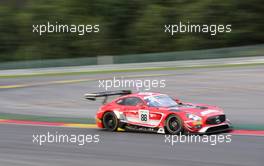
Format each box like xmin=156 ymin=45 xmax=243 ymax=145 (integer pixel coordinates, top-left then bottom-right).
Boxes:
xmin=116 ymin=98 xmax=125 ymax=105
xmin=116 ymin=97 xmax=143 ymax=106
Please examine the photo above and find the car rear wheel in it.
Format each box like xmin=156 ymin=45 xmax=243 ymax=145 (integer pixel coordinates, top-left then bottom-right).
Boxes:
xmin=165 ymin=114 xmax=183 ymax=134
xmin=102 ymin=112 xmax=118 ymax=131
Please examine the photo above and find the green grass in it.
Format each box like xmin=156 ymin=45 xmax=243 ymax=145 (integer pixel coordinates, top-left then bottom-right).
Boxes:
xmin=232 ymin=124 xmax=264 ymax=131
xmin=0 ymin=62 xmax=264 ymax=79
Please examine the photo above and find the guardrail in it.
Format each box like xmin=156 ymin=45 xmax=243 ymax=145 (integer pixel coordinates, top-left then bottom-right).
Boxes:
xmin=0 ymin=44 xmax=263 ymax=70
xmin=0 ymin=56 xmax=264 ymax=77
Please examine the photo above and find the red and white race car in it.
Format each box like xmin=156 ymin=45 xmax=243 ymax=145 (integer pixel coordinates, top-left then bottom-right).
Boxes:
xmin=85 ymin=90 xmax=232 ymax=134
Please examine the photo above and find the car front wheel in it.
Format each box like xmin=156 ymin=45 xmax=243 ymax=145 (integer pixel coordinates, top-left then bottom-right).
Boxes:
xmin=165 ymin=114 xmax=183 ymax=134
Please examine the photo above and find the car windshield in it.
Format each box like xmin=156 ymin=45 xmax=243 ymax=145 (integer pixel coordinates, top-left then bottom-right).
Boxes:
xmin=144 ymin=95 xmax=178 ymax=107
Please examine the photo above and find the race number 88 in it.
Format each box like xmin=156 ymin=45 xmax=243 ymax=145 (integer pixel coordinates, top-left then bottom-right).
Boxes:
xmin=141 ymin=114 xmax=148 ymax=121
xmin=139 ymin=110 xmax=149 ymax=122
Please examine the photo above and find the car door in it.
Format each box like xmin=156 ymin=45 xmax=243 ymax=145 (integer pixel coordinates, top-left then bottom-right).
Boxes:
xmin=118 ymin=97 xmax=142 ymax=124
xmin=118 ymin=97 xmax=162 ymax=127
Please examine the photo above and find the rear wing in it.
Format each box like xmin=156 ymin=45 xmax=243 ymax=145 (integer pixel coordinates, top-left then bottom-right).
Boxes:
xmin=84 ymin=90 xmax=132 ymax=104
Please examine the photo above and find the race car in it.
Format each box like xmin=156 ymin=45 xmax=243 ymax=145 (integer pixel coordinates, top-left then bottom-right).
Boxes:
xmin=85 ymin=90 xmax=232 ymax=134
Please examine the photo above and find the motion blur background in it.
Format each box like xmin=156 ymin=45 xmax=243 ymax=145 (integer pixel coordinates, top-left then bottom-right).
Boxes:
xmin=0 ymin=0 xmax=263 ymax=65
xmin=0 ymin=2 xmax=264 ymax=166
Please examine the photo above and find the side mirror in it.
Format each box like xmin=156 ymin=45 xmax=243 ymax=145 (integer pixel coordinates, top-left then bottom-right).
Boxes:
xmin=173 ymin=97 xmax=182 ymax=104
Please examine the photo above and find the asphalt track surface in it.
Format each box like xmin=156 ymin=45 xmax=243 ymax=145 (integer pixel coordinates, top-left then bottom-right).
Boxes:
xmin=0 ymin=66 xmax=263 ymax=125
xmin=0 ymin=65 xmax=264 ymax=166
xmin=1 ymin=124 xmax=263 ymax=166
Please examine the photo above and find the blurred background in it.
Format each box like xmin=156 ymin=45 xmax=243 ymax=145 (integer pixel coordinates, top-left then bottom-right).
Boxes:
xmin=0 ymin=0 xmax=263 ymax=67
xmin=0 ymin=2 xmax=264 ymax=165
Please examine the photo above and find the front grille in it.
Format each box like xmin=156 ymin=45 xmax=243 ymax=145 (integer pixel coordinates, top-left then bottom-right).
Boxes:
xmin=206 ymin=124 xmax=230 ymax=133
xmin=206 ymin=115 xmax=226 ymax=125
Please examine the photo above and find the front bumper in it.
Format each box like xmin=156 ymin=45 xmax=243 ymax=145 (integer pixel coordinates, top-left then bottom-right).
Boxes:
xmin=197 ymin=122 xmax=232 ymax=134
xmin=184 ymin=120 xmax=232 ymax=134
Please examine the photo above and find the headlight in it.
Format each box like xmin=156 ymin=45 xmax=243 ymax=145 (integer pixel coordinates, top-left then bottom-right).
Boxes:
xmin=186 ymin=113 xmax=202 ymax=121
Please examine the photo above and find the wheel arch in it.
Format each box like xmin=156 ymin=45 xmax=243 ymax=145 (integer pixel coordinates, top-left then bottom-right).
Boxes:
xmin=163 ymin=113 xmax=183 ymax=126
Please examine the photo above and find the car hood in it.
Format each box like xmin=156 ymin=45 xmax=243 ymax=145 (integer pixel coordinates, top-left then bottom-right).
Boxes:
xmin=169 ymin=103 xmax=224 ymax=117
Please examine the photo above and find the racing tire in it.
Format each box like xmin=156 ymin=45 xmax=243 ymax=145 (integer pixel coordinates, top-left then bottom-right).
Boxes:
xmin=102 ymin=112 xmax=119 ymax=131
xmin=165 ymin=114 xmax=183 ymax=135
